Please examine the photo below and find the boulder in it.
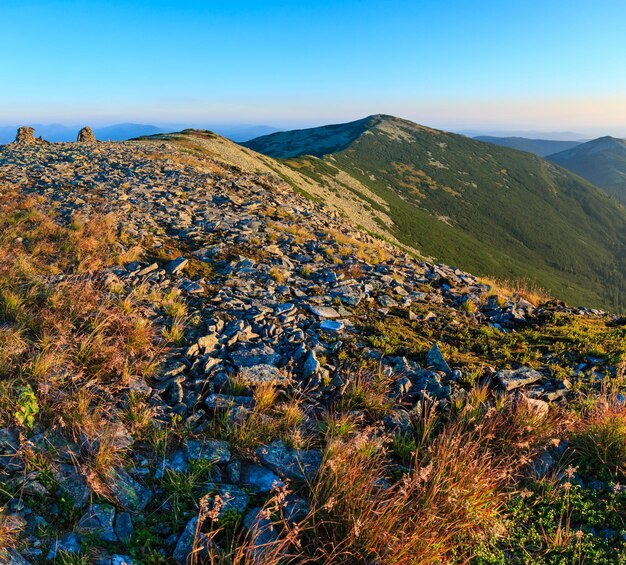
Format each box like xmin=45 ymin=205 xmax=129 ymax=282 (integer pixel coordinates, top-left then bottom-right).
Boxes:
xmin=497 ymin=367 xmax=544 ymax=391
xmin=77 ymin=126 xmax=96 ymax=142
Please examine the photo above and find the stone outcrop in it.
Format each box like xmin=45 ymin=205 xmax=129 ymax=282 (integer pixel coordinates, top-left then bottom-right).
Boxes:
xmin=14 ymin=126 xmax=42 ymax=144
xmin=77 ymin=126 xmax=96 ymax=143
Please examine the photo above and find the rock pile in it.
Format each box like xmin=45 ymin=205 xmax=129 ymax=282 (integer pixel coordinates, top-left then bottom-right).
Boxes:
xmin=14 ymin=126 xmax=43 ymax=144
xmin=76 ymin=126 xmax=96 ymax=142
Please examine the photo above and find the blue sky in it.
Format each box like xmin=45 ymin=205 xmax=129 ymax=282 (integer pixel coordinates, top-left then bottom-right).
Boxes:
xmin=1 ymin=0 xmax=625 ymax=135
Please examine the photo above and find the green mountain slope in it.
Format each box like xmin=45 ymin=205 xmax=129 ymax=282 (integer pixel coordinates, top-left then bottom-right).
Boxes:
xmin=547 ymin=136 xmax=626 ymax=204
xmin=244 ymin=115 xmax=626 ymax=312
xmin=474 ymin=136 xmax=582 ymax=157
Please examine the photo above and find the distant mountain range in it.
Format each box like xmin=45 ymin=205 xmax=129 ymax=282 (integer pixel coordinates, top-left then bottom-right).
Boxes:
xmin=459 ymin=129 xmax=588 ymax=141
xmin=474 ymin=136 xmax=583 ymax=157
xmin=0 ymin=123 xmax=280 ymax=144
xmin=243 ymin=115 xmax=626 ymax=311
xmin=546 ymin=137 xmax=626 ymax=204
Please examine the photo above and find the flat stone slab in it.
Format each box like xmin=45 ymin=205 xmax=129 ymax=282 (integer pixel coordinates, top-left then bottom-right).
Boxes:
xmin=204 ymin=483 xmax=249 ymax=519
xmin=255 ymin=440 xmax=321 ymax=481
xmin=165 ymin=256 xmax=188 ymax=275
xmin=77 ymin=503 xmax=117 ymax=542
xmin=205 ymin=393 xmax=254 ymax=410
xmin=185 ymin=439 xmax=231 ymax=464
xmin=230 ymin=345 xmax=281 ymax=367
xmin=238 ymin=364 xmax=289 ymax=385
xmin=309 ymin=305 xmax=341 ymax=319
xmin=497 ymin=367 xmax=544 ymax=391
xmin=106 ymin=468 xmax=152 ymax=513
xmin=240 ymin=463 xmax=285 ymax=493
xmin=320 ymin=320 xmax=344 ymax=332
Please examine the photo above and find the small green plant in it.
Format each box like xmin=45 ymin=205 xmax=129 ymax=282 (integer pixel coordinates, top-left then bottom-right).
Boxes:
xmin=15 ymin=385 xmax=39 ymax=429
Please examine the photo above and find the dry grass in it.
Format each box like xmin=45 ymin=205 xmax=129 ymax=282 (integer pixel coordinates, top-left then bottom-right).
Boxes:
xmin=269 ymin=267 xmax=287 ymax=284
xmin=480 ymin=276 xmax=552 ymax=306
xmin=569 ymin=396 xmax=626 ymax=481
xmin=324 ymin=229 xmax=390 ymax=265
xmin=203 ymin=392 xmax=560 ymax=565
xmin=0 ymin=191 xmax=161 ymax=503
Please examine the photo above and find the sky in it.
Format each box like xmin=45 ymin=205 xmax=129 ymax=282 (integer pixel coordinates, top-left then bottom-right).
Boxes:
xmin=1 ymin=0 xmax=626 ymax=136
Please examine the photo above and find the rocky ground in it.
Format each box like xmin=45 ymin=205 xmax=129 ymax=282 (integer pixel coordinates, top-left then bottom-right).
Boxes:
xmin=0 ymin=140 xmax=624 ymax=564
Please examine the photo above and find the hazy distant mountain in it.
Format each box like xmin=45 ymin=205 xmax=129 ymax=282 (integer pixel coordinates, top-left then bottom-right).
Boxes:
xmin=547 ymin=136 xmax=626 ymax=204
xmin=474 ymin=136 xmax=582 ymax=157
xmin=208 ymin=125 xmax=281 ymax=142
xmin=95 ymin=123 xmax=169 ymax=141
xmin=244 ymin=114 xmax=626 ymax=311
xmin=0 ymin=123 xmax=78 ymax=143
xmin=459 ymin=129 xmax=587 ymax=141
xmin=0 ymin=123 xmax=170 ymax=143
xmin=0 ymin=123 xmax=279 ymax=144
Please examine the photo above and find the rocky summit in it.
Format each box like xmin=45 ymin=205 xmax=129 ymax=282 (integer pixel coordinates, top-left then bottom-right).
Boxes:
xmin=0 ymin=138 xmax=624 ymax=563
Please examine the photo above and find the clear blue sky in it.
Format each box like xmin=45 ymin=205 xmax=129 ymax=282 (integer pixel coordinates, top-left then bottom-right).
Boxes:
xmin=1 ymin=0 xmax=625 ymax=135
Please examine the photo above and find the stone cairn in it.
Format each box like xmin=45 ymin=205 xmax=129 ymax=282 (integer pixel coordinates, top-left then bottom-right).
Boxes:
xmin=14 ymin=126 xmax=43 ymax=145
xmin=77 ymin=126 xmax=96 ymax=143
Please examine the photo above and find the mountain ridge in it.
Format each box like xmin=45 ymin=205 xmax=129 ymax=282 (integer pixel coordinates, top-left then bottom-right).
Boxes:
xmin=547 ymin=136 xmax=626 ymax=204
xmin=473 ymin=136 xmax=582 ymax=157
xmin=244 ymin=115 xmax=626 ymax=312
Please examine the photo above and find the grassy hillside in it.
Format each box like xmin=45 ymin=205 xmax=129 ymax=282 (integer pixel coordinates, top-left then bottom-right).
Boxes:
xmin=474 ymin=135 xmax=582 ymax=157
xmin=547 ymin=136 xmax=626 ymax=204
xmin=245 ymin=115 xmax=626 ymax=312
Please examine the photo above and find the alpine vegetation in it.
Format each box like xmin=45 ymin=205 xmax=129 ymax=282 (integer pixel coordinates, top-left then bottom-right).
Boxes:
xmin=0 ymin=131 xmax=624 ymax=564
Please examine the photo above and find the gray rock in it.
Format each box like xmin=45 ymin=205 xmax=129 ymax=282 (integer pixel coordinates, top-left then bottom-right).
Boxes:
xmin=135 ymin=262 xmax=158 ymax=277
xmin=320 ymin=319 xmax=344 ymax=332
xmin=52 ymin=464 xmax=90 ymax=508
xmin=114 ymin=512 xmax=134 ymax=544
xmin=497 ymin=367 xmax=544 ymax=391
xmin=107 ymin=468 xmax=152 ymax=512
xmin=240 ymin=463 xmax=285 ymax=493
xmin=0 ymin=548 xmax=31 ymax=565
xmin=230 ymin=345 xmax=281 ymax=367
xmin=282 ymin=495 xmax=310 ymax=525
xmin=155 ymin=449 xmax=188 ymax=479
xmin=532 ymin=450 xmax=555 ymax=478
xmin=47 ymin=532 xmax=82 ymax=560
xmin=226 ymin=460 xmax=241 ymax=484
xmin=165 ymin=256 xmax=189 ymax=275
xmin=77 ymin=503 xmax=117 ymax=542
xmin=185 ymin=439 xmax=230 ymax=464
xmin=243 ymin=507 xmax=281 ymax=562
xmin=255 ymin=440 xmax=321 ymax=481
xmin=204 ymin=484 xmax=249 ymax=518
xmin=377 ymin=295 xmax=398 ymax=308
xmin=15 ymin=126 xmax=41 ymax=145
xmin=238 ymin=364 xmax=289 ymax=385
xmin=426 ymin=342 xmax=452 ymax=377
xmin=77 ymin=126 xmax=96 ymax=142
xmin=197 ymin=333 xmax=219 ymax=353
xmin=518 ymin=394 xmax=549 ymax=417
xmin=301 ymin=350 xmax=321 ymax=379
xmin=172 ymin=517 xmax=211 ymax=564
xmin=309 ymin=305 xmax=341 ymax=319
xmin=205 ymin=393 xmax=254 ymax=410
xmin=110 ymin=557 xmax=137 ymax=565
